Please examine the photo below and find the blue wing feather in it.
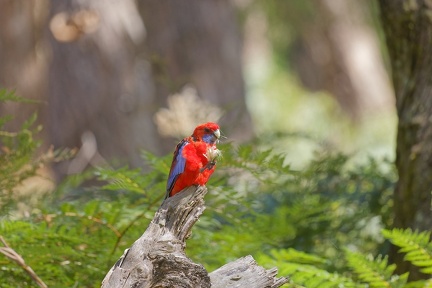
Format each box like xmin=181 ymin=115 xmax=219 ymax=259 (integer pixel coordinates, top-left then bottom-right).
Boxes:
xmin=166 ymin=139 xmax=188 ymax=196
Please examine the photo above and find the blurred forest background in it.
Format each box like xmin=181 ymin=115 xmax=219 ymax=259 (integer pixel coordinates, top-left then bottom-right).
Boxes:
xmin=1 ymin=0 xmax=432 ymax=287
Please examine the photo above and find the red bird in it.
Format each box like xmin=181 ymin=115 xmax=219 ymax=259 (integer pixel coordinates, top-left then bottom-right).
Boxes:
xmin=165 ymin=122 xmax=222 ymax=199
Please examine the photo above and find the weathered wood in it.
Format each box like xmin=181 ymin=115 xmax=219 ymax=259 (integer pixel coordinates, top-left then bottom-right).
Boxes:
xmin=101 ymin=186 xmax=210 ymax=288
xmin=210 ymin=255 xmax=288 ymax=288
xmin=101 ymin=186 xmax=288 ymax=287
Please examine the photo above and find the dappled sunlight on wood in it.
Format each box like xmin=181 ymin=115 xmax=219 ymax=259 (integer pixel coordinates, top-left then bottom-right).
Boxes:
xmin=49 ymin=10 xmax=100 ymax=42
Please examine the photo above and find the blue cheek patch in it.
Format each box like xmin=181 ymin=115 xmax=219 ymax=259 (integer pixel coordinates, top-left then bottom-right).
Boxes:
xmin=202 ymin=134 xmax=216 ymax=144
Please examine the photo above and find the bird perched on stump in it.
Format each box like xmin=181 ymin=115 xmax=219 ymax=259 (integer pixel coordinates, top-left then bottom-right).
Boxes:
xmin=165 ymin=122 xmax=222 ymax=199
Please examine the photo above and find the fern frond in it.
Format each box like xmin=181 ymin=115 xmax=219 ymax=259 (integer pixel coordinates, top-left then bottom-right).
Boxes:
xmin=382 ymin=228 xmax=432 ymax=274
xmin=257 ymin=249 xmax=360 ymax=288
xmin=345 ymin=250 xmax=408 ymax=288
xmin=404 ymin=279 xmax=432 ymax=288
xmin=95 ymin=167 xmax=145 ymax=194
xmin=0 ymin=88 xmax=39 ymax=103
xmin=270 ymin=248 xmax=327 ymax=266
xmin=284 ymin=262 xmax=360 ymax=288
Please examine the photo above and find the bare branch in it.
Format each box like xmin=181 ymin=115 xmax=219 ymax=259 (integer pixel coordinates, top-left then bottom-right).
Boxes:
xmin=210 ymin=255 xmax=289 ymax=288
xmin=0 ymin=236 xmax=48 ymax=288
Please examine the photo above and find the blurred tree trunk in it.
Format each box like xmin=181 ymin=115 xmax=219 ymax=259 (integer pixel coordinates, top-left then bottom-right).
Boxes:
xmin=138 ymin=0 xmax=254 ymax=150
xmin=1 ymin=0 xmax=254 ymax=182
xmin=379 ymin=0 xmax=432 ymax=280
xmin=261 ymin=0 xmax=393 ymax=119
xmin=47 ymin=0 xmax=161 ymax=180
xmin=0 ymin=0 xmax=48 ymax=131
xmin=292 ymin=0 xmax=393 ymax=119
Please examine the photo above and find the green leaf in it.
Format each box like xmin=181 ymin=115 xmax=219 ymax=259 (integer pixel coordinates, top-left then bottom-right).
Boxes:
xmin=382 ymin=228 xmax=432 ymax=275
xmin=0 ymin=88 xmax=40 ymax=103
xmin=345 ymin=250 xmax=408 ymax=288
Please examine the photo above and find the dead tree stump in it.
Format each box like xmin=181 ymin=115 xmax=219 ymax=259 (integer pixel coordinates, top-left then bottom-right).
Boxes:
xmin=101 ymin=186 xmax=288 ymax=288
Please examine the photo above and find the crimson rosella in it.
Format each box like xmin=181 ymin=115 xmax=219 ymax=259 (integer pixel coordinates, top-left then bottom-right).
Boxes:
xmin=165 ymin=122 xmax=222 ymax=199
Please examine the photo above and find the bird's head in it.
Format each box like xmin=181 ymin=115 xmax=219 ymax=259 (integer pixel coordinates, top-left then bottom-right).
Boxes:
xmin=192 ymin=122 xmax=221 ymax=145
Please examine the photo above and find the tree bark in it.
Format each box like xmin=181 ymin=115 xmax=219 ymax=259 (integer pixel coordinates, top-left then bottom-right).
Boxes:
xmin=101 ymin=186 xmax=288 ymax=288
xmin=47 ymin=0 xmax=163 ymax=181
xmin=378 ymin=0 xmax=432 ymax=279
xmin=0 ymin=0 xmax=48 ymax=131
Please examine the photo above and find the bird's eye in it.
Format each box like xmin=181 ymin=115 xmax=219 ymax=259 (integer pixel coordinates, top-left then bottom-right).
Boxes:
xmin=204 ymin=128 xmax=211 ymax=133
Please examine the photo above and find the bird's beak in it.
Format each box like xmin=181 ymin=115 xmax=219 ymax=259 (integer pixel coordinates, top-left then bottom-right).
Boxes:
xmin=214 ymin=129 xmax=221 ymax=139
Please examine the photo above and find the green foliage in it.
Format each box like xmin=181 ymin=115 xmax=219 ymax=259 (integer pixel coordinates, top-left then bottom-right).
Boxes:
xmin=0 ymin=89 xmax=75 ymax=286
xmin=0 ymin=119 xmax=397 ymax=287
xmin=345 ymin=251 xmax=408 ymax=288
xmin=257 ymin=249 xmax=360 ymax=288
xmin=0 ymin=111 xmax=168 ymax=287
xmin=0 ymin=90 xmax=41 ymax=216
xmin=188 ymin=144 xmax=394 ymax=273
xmin=0 ymin=199 xmax=154 ymax=287
xmin=0 ymin=89 xmax=73 ymax=218
xmin=258 ymin=229 xmax=432 ymax=288
xmin=382 ymin=229 xmax=432 ymax=275
xmin=1 ymin=90 xmax=423 ymax=287
xmin=344 ymin=228 xmax=432 ymax=287
xmin=0 ymin=176 xmax=164 ymax=287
